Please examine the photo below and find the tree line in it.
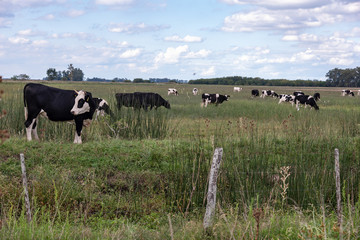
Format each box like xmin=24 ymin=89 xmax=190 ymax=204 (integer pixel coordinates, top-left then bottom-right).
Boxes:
xmin=40 ymin=65 xmax=360 ymax=87
xmin=45 ymin=64 xmax=84 ymax=81
xmin=325 ymin=67 xmax=360 ymax=87
xmin=188 ymin=67 xmax=360 ymax=87
xmin=188 ymin=76 xmax=327 ymax=87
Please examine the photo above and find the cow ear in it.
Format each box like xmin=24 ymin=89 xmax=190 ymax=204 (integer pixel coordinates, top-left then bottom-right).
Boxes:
xmin=85 ymin=92 xmax=91 ymax=102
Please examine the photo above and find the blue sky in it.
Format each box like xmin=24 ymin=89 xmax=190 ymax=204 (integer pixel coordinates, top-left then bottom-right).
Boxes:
xmin=1 ymin=0 xmax=360 ymax=81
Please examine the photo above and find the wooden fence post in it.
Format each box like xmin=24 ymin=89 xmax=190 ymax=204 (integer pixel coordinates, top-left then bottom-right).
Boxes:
xmin=203 ymin=147 xmax=223 ymax=231
xmin=20 ymin=153 xmax=32 ymax=223
xmin=334 ymin=148 xmax=342 ymax=239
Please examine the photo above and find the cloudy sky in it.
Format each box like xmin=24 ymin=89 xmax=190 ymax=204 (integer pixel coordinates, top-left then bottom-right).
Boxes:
xmin=1 ymin=0 xmax=359 ymax=81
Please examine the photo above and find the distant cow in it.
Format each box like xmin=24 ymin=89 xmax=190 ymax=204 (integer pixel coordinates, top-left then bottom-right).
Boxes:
xmin=278 ymin=94 xmax=295 ymax=105
xmin=93 ymin=97 xmax=112 ymax=120
xmin=233 ymin=87 xmax=242 ymax=92
xmin=251 ymin=89 xmax=260 ymax=97
xmin=294 ymin=95 xmax=319 ymax=111
xmin=342 ymin=89 xmax=354 ymax=96
xmin=261 ymin=90 xmax=278 ymax=98
xmin=293 ymin=91 xmax=304 ymax=96
xmin=115 ymin=92 xmax=170 ymax=110
xmin=168 ymin=88 xmax=178 ymax=96
xmin=201 ymin=93 xmax=230 ymax=107
xmin=313 ymin=93 xmax=321 ymax=101
xmin=192 ymin=88 xmax=198 ymax=95
xmin=23 ymin=83 xmax=96 ymax=144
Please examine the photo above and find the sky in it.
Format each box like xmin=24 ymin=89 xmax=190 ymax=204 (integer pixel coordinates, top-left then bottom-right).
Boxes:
xmin=0 ymin=0 xmax=360 ymax=81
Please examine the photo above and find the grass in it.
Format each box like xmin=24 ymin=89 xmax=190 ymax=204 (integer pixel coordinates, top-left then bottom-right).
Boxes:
xmin=1 ymin=81 xmax=360 ymax=238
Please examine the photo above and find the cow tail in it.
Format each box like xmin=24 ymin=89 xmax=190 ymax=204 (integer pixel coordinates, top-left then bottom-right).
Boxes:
xmin=23 ymin=84 xmax=28 ymax=119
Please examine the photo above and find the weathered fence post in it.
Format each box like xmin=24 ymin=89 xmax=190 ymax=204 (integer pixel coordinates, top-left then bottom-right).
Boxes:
xmin=203 ymin=147 xmax=223 ymax=231
xmin=20 ymin=153 xmax=32 ymax=223
xmin=334 ymin=148 xmax=342 ymax=239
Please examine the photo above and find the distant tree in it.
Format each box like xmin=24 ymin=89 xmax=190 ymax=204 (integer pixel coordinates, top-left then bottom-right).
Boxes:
xmin=11 ymin=74 xmax=30 ymax=80
xmin=68 ymin=64 xmax=75 ymax=81
xmin=46 ymin=68 xmax=57 ymax=80
xmin=326 ymin=67 xmax=360 ymax=87
xmin=72 ymin=68 xmax=84 ymax=81
xmin=133 ymin=78 xmax=144 ymax=83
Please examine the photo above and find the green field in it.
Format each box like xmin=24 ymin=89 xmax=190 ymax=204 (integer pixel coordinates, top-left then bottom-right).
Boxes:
xmin=0 ymin=81 xmax=360 ymax=239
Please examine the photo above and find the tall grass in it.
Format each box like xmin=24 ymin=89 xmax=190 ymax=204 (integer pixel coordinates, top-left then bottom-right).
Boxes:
xmin=1 ymin=82 xmax=360 ymax=238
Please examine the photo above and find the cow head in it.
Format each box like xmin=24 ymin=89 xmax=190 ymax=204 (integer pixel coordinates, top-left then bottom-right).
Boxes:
xmin=164 ymin=100 xmax=171 ymax=109
xmin=71 ymin=90 xmax=92 ymax=115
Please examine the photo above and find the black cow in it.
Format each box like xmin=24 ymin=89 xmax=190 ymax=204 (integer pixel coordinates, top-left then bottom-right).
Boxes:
xmin=23 ymin=83 xmax=96 ymax=143
xmin=201 ymin=93 xmax=230 ymax=107
xmin=93 ymin=97 xmax=113 ymax=119
xmin=251 ymin=89 xmax=260 ymax=97
xmin=115 ymin=92 xmax=170 ymax=110
xmin=294 ymin=95 xmax=319 ymax=111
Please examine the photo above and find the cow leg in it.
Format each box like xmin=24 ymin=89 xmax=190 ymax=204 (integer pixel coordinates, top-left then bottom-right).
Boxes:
xmin=73 ymin=120 xmax=83 ymax=144
xmin=32 ymin=119 xmax=39 ymax=140
xmin=24 ymin=107 xmax=41 ymax=141
xmin=25 ymin=118 xmax=36 ymax=141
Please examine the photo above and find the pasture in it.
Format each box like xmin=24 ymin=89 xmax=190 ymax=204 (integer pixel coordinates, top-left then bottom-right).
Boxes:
xmin=1 ymin=81 xmax=360 ymax=239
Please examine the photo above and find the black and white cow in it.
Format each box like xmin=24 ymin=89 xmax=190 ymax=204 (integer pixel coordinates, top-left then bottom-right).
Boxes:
xmin=192 ymin=88 xmax=198 ymax=95
xmin=115 ymin=92 xmax=170 ymax=110
xmin=201 ymin=93 xmax=230 ymax=107
xmin=278 ymin=94 xmax=295 ymax=105
xmin=294 ymin=95 xmax=319 ymax=111
xmin=341 ymin=89 xmax=354 ymax=96
xmin=313 ymin=93 xmax=321 ymax=101
xmin=93 ymin=97 xmax=113 ymax=120
xmin=233 ymin=87 xmax=242 ymax=92
xmin=251 ymin=89 xmax=260 ymax=97
xmin=23 ymin=83 xmax=96 ymax=144
xmin=293 ymin=91 xmax=304 ymax=96
xmin=168 ymin=88 xmax=178 ymax=96
xmin=261 ymin=90 xmax=278 ymax=98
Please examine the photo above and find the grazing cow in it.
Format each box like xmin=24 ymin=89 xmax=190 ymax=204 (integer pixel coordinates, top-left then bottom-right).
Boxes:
xmin=201 ymin=93 xmax=229 ymax=107
xmin=278 ymin=94 xmax=295 ymax=105
xmin=168 ymin=88 xmax=178 ymax=96
xmin=23 ymin=83 xmax=96 ymax=144
xmin=313 ymin=93 xmax=321 ymax=101
xmin=192 ymin=88 xmax=198 ymax=95
xmin=251 ymin=89 xmax=260 ymax=97
xmin=93 ymin=98 xmax=113 ymax=120
xmin=294 ymin=95 xmax=319 ymax=111
xmin=115 ymin=92 xmax=170 ymax=110
xmin=358 ymin=90 xmax=360 ymax=96
xmin=341 ymin=89 xmax=354 ymax=96
xmin=261 ymin=90 xmax=278 ymax=98
xmin=233 ymin=87 xmax=242 ymax=92
xmin=293 ymin=91 xmax=304 ymax=96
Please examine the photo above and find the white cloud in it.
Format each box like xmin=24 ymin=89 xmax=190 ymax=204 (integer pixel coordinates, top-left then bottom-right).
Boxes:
xmin=185 ymin=49 xmax=211 ymax=58
xmin=109 ymin=23 xmax=169 ymax=34
xmin=222 ymin=2 xmax=360 ymax=32
xmin=164 ymin=35 xmax=203 ymax=43
xmin=154 ymin=45 xmax=189 ymax=64
xmin=32 ymin=39 xmax=48 ymax=46
xmin=201 ymin=66 xmax=216 ymax=76
xmin=220 ymin=0 xmax=335 ymax=9
xmin=8 ymin=37 xmax=30 ymax=44
xmin=119 ymin=48 xmax=141 ymax=58
xmin=67 ymin=9 xmax=85 ymax=17
xmin=95 ymin=0 xmax=133 ymax=5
